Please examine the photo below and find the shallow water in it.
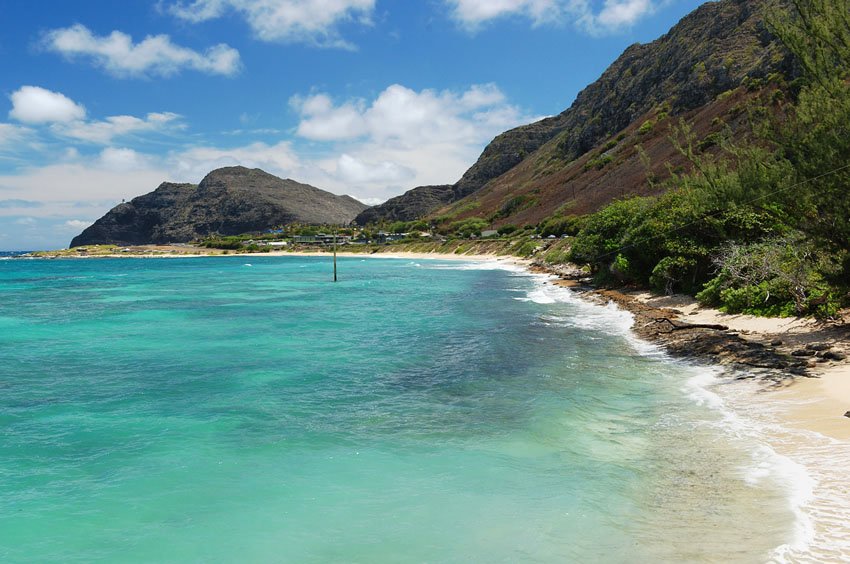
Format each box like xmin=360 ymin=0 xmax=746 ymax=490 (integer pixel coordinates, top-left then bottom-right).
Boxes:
xmin=0 ymin=256 xmax=801 ymax=562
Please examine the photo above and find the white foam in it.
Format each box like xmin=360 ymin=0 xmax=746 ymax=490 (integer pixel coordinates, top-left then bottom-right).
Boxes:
xmin=699 ymin=375 xmax=850 ymax=563
xmin=518 ymin=275 xmax=637 ymax=342
xmin=711 ymin=377 xmax=850 ymax=562
xmin=423 ymin=259 xmax=528 ymax=273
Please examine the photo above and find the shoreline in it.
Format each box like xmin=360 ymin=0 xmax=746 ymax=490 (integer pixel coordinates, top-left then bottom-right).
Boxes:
xmin=528 ymin=261 xmax=849 ymax=440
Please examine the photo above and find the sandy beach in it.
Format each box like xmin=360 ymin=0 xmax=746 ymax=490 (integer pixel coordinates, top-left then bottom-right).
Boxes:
xmin=633 ymin=291 xmax=850 ymax=441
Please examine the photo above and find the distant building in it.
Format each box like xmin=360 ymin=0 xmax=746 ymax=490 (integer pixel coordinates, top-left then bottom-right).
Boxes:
xmin=376 ymin=232 xmax=408 ymax=244
xmin=481 ymin=230 xmax=498 ymax=238
xmin=292 ymin=234 xmax=351 ymax=246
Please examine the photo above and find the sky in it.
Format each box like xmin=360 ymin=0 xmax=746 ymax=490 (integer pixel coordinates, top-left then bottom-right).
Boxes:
xmin=0 ymin=0 xmax=708 ymax=250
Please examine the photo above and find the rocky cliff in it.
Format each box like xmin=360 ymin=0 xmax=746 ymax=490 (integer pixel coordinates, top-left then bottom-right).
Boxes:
xmin=71 ymin=167 xmax=367 ymax=246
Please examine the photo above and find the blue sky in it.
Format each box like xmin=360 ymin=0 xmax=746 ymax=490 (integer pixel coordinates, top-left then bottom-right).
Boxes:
xmin=0 ymin=0 xmax=707 ymax=250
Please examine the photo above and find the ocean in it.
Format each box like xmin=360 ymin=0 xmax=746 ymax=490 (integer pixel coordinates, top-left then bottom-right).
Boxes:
xmin=0 ymin=255 xmax=816 ymax=562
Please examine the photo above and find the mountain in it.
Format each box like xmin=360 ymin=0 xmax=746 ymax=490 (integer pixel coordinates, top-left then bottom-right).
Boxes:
xmin=71 ymin=167 xmax=367 ymax=247
xmin=353 ymin=185 xmax=453 ymax=225
xmin=357 ymin=0 xmax=794 ymax=226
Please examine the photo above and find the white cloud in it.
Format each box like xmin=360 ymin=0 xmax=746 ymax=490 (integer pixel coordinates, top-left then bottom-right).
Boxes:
xmin=9 ymin=86 xmax=86 ymax=124
xmin=595 ymin=0 xmax=653 ymax=28
xmin=290 ymin=83 xmax=537 ymax=199
xmin=167 ymin=0 xmax=375 ymax=48
xmin=64 ymin=219 xmax=93 ymax=230
xmin=291 ymin=83 xmax=520 ymax=147
xmin=56 ymin=112 xmax=183 ymax=144
xmin=336 ymin=154 xmax=415 ymax=185
xmin=446 ymin=0 xmax=656 ymax=33
xmin=448 ymin=0 xmax=561 ymax=27
xmin=0 ymin=123 xmax=33 ymax=146
xmin=9 ymin=86 xmax=182 ymax=144
xmin=290 ymin=94 xmax=367 ymax=140
xmin=97 ymin=147 xmax=154 ymax=171
xmin=42 ymin=24 xmax=241 ymax=77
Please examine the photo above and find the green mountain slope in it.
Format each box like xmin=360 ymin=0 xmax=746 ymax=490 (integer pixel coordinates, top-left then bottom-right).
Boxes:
xmin=359 ymin=0 xmax=794 ymax=226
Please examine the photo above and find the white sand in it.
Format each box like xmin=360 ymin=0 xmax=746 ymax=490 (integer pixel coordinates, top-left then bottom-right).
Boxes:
xmin=633 ymin=291 xmax=850 ymax=440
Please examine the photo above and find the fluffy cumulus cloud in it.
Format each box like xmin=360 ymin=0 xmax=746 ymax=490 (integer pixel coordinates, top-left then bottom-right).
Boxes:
xmin=42 ymin=24 xmax=241 ymax=77
xmin=167 ymin=0 xmax=375 ymax=48
xmin=594 ymin=0 xmax=653 ymax=29
xmin=446 ymin=0 xmax=656 ymax=33
xmin=290 ymin=83 xmax=537 ymax=199
xmin=8 ymin=86 xmax=183 ymax=145
xmin=8 ymin=86 xmax=86 ymax=124
xmin=292 ymin=83 xmax=520 ymax=146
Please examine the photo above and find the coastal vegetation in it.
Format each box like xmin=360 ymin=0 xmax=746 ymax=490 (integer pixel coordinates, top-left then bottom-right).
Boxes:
xmin=564 ymin=0 xmax=850 ymax=318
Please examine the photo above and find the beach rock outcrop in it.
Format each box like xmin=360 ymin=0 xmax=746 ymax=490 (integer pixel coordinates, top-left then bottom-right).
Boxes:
xmin=70 ymin=167 xmax=368 ymax=246
xmin=547 ymin=283 xmax=810 ymax=380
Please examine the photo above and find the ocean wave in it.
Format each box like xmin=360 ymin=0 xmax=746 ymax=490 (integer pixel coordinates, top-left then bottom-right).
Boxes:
xmin=518 ymin=275 xmax=635 ymax=337
xmin=423 ymin=259 xmax=528 ymax=273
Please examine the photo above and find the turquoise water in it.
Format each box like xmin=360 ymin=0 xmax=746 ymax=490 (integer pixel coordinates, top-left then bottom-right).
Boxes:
xmin=0 ymin=256 xmax=800 ymax=562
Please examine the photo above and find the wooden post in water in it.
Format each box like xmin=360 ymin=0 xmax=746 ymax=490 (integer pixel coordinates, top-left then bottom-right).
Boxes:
xmin=333 ymin=227 xmax=338 ymax=282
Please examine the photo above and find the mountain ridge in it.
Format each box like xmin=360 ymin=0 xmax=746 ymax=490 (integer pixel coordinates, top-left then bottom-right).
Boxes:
xmin=71 ymin=167 xmax=367 ymax=247
xmin=358 ymin=0 xmax=794 ymax=226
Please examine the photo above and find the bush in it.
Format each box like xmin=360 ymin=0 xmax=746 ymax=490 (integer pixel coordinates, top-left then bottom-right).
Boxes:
xmin=697 ymin=236 xmax=841 ymax=318
xmin=448 ymin=218 xmax=488 ymax=238
xmin=498 ymin=195 xmax=535 ymax=218
xmin=638 ymin=119 xmax=655 ymax=135
xmin=540 ymin=215 xmax=585 ymax=237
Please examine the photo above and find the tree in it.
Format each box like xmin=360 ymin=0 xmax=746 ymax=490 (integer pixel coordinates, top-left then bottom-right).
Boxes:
xmin=768 ymin=0 xmax=850 ymax=253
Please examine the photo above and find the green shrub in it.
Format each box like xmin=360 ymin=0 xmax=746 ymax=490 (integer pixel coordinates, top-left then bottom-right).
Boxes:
xmin=584 ymin=154 xmax=614 ymax=171
xmin=637 ymin=119 xmax=655 ymax=135
xmin=540 ymin=215 xmax=585 ymax=237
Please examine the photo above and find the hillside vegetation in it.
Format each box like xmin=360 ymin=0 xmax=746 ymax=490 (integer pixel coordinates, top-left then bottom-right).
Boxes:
xmin=360 ymin=0 xmax=794 ymax=226
xmin=568 ymin=0 xmax=850 ymax=318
